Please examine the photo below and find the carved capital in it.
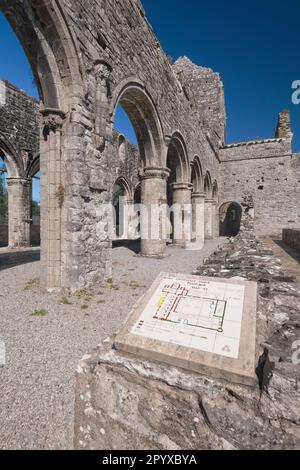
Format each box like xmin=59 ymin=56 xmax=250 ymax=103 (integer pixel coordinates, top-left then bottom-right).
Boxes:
xmin=143 ymin=167 xmax=170 ymax=181
xmin=40 ymin=108 xmax=66 ymax=134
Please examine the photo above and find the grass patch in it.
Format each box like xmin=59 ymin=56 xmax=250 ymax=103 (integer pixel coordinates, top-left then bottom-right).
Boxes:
xmin=81 ymin=304 xmax=89 ymax=310
xmin=106 ymin=278 xmax=119 ymax=290
xmin=31 ymin=309 xmax=48 ymax=317
xmin=129 ymin=281 xmax=140 ymax=290
xmin=97 ymin=300 xmax=105 ymax=304
xmin=24 ymin=278 xmax=40 ymax=291
xmin=75 ymin=288 xmax=94 ymax=304
xmin=61 ymin=296 xmax=72 ymax=305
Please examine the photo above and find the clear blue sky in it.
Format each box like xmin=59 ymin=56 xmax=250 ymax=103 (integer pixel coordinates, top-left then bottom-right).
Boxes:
xmin=0 ymin=0 xmax=299 ymax=152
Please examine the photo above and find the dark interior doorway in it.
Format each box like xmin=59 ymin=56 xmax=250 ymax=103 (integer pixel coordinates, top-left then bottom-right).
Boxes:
xmin=220 ymin=202 xmax=242 ymax=237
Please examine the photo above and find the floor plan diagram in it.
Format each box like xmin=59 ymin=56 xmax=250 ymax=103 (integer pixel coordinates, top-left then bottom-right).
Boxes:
xmin=132 ymin=276 xmax=246 ymax=359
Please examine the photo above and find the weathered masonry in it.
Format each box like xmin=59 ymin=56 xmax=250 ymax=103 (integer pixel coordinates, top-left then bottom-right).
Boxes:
xmin=0 ymin=80 xmax=39 ymax=248
xmin=0 ymin=0 xmax=299 ymax=289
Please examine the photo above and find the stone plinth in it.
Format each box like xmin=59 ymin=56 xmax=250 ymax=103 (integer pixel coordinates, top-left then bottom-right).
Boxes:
xmin=74 ymin=338 xmax=240 ymax=450
xmin=115 ymin=273 xmax=257 ymax=386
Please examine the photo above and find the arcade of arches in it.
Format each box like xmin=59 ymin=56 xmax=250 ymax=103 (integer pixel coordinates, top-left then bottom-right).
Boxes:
xmin=0 ymin=0 xmax=299 ymax=291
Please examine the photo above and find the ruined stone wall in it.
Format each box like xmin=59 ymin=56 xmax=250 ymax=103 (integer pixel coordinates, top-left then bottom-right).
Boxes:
xmin=0 ymin=80 xmax=39 ymax=174
xmin=219 ymin=139 xmax=300 ymax=237
xmin=53 ymin=0 xmax=225 ymax=285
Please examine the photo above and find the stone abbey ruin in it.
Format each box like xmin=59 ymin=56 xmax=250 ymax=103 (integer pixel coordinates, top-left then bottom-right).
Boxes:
xmin=0 ymin=0 xmax=299 ymax=290
xmin=0 ymin=0 xmax=299 ymax=451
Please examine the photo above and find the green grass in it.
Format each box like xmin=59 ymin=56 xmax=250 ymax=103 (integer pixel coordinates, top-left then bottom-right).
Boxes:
xmin=61 ymin=296 xmax=72 ymax=305
xmin=75 ymin=288 xmax=94 ymax=304
xmin=81 ymin=304 xmax=89 ymax=310
xmin=31 ymin=309 xmax=48 ymax=317
xmin=24 ymin=278 xmax=40 ymax=291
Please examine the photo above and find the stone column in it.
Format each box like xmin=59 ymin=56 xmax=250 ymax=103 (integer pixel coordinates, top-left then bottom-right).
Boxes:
xmin=40 ymin=108 xmax=66 ymax=290
xmin=204 ymin=199 xmax=214 ymax=240
xmin=191 ymin=192 xmax=205 ymax=245
xmin=140 ymin=167 xmax=170 ymax=257
xmin=126 ymin=199 xmax=135 ymax=240
xmin=171 ymin=182 xmax=193 ymax=247
xmin=6 ymin=177 xmax=31 ymax=248
xmin=212 ymin=201 xmax=219 ymax=238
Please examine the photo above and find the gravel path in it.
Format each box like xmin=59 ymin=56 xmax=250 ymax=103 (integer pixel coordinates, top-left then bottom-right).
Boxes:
xmin=0 ymin=239 xmax=226 ymax=449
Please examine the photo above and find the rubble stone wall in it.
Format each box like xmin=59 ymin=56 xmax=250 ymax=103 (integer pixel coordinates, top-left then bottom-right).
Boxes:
xmin=0 ymin=80 xmax=39 ymax=176
xmin=219 ymin=141 xmax=300 ymax=237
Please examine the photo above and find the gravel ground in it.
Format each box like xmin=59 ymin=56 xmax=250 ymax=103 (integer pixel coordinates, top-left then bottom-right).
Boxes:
xmin=0 ymin=238 xmax=226 ymax=450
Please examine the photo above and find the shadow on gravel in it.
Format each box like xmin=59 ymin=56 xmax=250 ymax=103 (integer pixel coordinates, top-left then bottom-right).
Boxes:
xmin=112 ymin=239 xmax=141 ymax=254
xmin=273 ymin=239 xmax=300 ymax=264
xmin=0 ymin=249 xmax=40 ymax=271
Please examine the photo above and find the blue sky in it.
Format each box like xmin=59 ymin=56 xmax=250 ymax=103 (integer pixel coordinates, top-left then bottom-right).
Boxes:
xmin=0 ymin=0 xmax=299 ymax=153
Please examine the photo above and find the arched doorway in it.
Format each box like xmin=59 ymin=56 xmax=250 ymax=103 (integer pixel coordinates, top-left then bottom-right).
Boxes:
xmin=190 ymin=157 xmax=205 ymax=245
xmin=0 ymin=140 xmax=32 ymax=248
xmin=166 ymin=133 xmax=191 ymax=246
xmin=111 ymin=81 xmax=167 ymax=257
xmin=204 ymin=172 xmax=213 ymax=239
xmin=112 ymin=177 xmax=132 ymax=240
xmin=212 ymin=181 xmax=219 ymax=238
xmin=220 ymin=202 xmax=242 ymax=237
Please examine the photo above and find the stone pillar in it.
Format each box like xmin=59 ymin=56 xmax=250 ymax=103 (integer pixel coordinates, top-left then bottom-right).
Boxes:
xmin=6 ymin=177 xmax=31 ymax=248
xmin=171 ymin=182 xmax=193 ymax=247
xmin=204 ymin=199 xmax=214 ymax=240
xmin=140 ymin=167 xmax=170 ymax=257
xmin=212 ymin=201 xmax=219 ymax=239
xmin=191 ymin=192 xmax=205 ymax=245
xmin=40 ymin=108 xmax=66 ymax=290
xmin=126 ymin=199 xmax=135 ymax=240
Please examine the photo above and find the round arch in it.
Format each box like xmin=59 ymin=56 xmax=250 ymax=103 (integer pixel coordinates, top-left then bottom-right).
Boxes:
xmin=166 ymin=132 xmax=190 ymax=184
xmin=26 ymin=153 xmax=40 ymax=179
xmin=0 ymin=137 xmax=23 ymax=177
xmin=110 ymin=80 xmax=165 ymax=167
xmin=204 ymin=171 xmax=213 ymax=198
xmin=212 ymin=180 xmax=219 ymax=202
xmin=0 ymin=0 xmax=83 ymax=109
xmin=191 ymin=156 xmax=204 ymax=192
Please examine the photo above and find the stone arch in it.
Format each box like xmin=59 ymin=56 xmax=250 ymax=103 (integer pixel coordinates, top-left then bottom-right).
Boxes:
xmin=167 ymin=132 xmax=190 ymax=184
xmin=0 ymin=1 xmax=83 ymax=109
xmin=166 ymin=132 xmax=191 ymax=246
xmin=110 ymin=80 xmax=165 ymax=167
xmin=114 ymin=176 xmax=133 ymax=201
xmin=26 ymin=153 xmax=40 ymax=179
xmin=0 ymin=137 xmax=23 ymax=177
xmin=212 ymin=180 xmax=219 ymax=202
xmin=0 ymin=0 xmax=84 ymax=287
xmin=204 ymin=171 xmax=213 ymax=199
xmin=219 ymin=201 xmax=243 ymax=237
xmin=191 ymin=156 xmax=204 ymax=193
xmin=112 ymin=176 xmax=133 ymax=240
